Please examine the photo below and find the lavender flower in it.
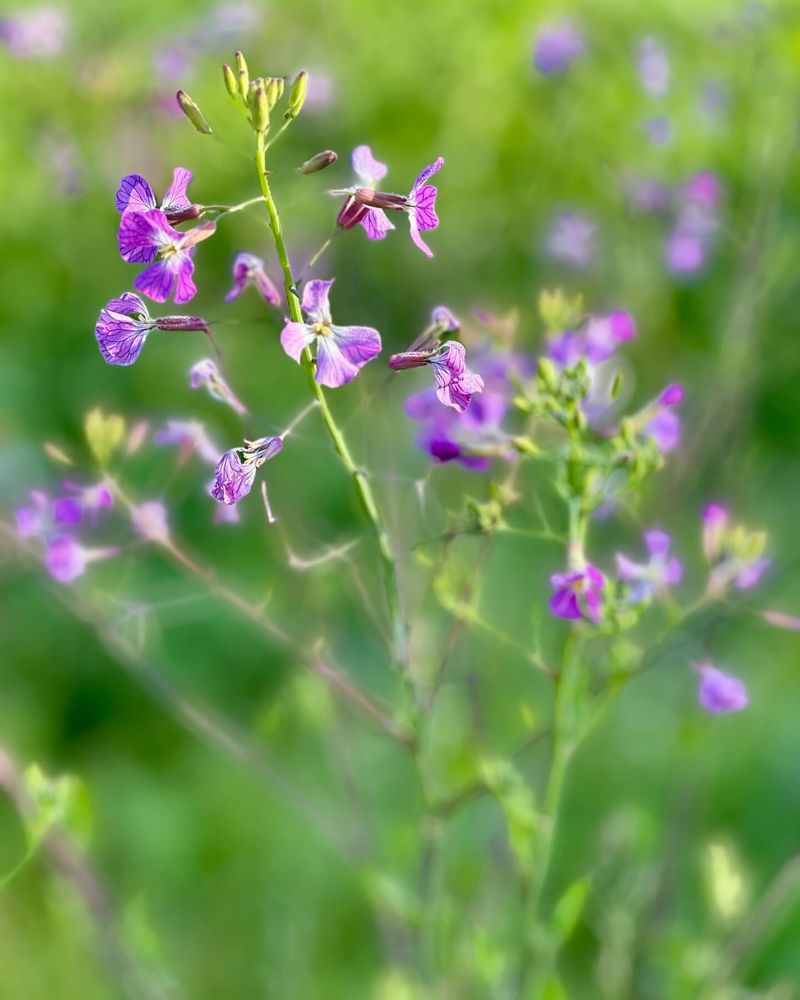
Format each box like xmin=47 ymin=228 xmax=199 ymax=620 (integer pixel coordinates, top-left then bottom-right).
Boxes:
xmin=131 ymin=501 xmax=170 ymax=544
xmin=637 ymin=37 xmax=670 ymax=97
xmin=334 ymin=146 xmax=396 ymax=241
xmin=154 ymin=420 xmax=220 ymax=464
xmin=405 ymin=158 xmax=443 ymax=258
xmin=280 ymin=279 xmax=381 ymax=388
xmin=95 ymin=293 xmax=209 ymax=365
xmin=225 ymin=253 xmax=281 ymax=305
xmin=116 ymin=167 xmax=199 ymax=225
xmin=189 ymin=359 xmax=247 ymax=416
xmin=44 ymin=536 xmax=116 ymax=584
xmin=533 ymin=19 xmax=584 ymax=75
xmin=548 ymin=311 xmax=636 ymax=369
xmin=666 ymin=172 xmax=721 ymax=277
xmin=390 ymin=340 xmax=484 ymax=414
xmin=0 ymin=6 xmax=68 ymax=59
xmin=702 ymin=505 xmax=769 ymax=595
xmin=16 ymin=490 xmax=76 ymax=537
xmin=697 ymin=663 xmax=748 ymax=714
xmin=550 ymin=564 xmax=605 ymax=622
xmin=642 ymin=384 xmax=684 ymax=452
xmin=616 ymin=530 xmax=682 ymax=602
xmin=117 ymin=210 xmax=216 ymax=304
xmin=210 ymin=436 xmax=283 ymax=506
xmin=545 ymin=212 xmax=596 ymax=269
xmin=643 ymin=116 xmax=671 ymax=146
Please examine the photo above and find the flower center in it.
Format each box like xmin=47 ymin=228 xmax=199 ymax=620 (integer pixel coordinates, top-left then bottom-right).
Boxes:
xmin=312 ymin=322 xmax=331 ymax=337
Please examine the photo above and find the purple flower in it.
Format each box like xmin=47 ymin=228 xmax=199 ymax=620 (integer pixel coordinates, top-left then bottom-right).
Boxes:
xmin=44 ymin=535 xmax=116 ymax=584
xmin=96 ymin=293 xmax=209 ymax=365
xmin=641 ymin=384 xmax=684 ymax=452
xmin=701 ymin=504 xmax=770 ymax=595
xmin=666 ymin=227 xmax=706 ymax=274
xmin=697 ymin=663 xmax=748 ymax=714
xmin=154 ymin=420 xmax=220 ymax=464
xmin=545 ymin=212 xmax=596 ymax=269
xmin=61 ymin=481 xmax=113 ymax=523
xmin=131 ymin=501 xmax=170 ymax=544
xmin=549 ymin=311 xmax=636 ymax=370
xmin=210 ymin=436 xmax=283 ymax=506
xmin=702 ymin=503 xmax=728 ymax=561
xmin=643 ymin=116 xmax=671 ymax=146
xmin=334 ymin=146 xmax=396 ymax=241
xmin=0 ymin=6 xmax=67 ymax=59
xmin=406 ymin=158 xmax=443 ymax=258
xmin=616 ymin=530 xmax=682 ymax=602
xmin=189 ymin=359 xmax=247 ymax=416
xmin=550 ymin=564 xmax=605 ymax=622
xmin=533 ymin=19 xmax=584 ymax=75
xmin=115 ymin=167 xmax=199 ymax=225
xmin=225 ymin=253 xmax=281 ymax=306
xmin=117 ymin=210 xmax=216 ymax=304
xmin=280 ymin=279 xmax=381 ymax=388
xmin=637 ymin=37 xmax=670 ymax=97
xmin=429 ymin=342 xmax=484 ymax=412
xmin=14 ymin=486 xmax=106 ymax=538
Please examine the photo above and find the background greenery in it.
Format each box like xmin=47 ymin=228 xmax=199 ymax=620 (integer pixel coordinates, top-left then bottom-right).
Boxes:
xmin=2 ymin=0 xmax=800 ymax=996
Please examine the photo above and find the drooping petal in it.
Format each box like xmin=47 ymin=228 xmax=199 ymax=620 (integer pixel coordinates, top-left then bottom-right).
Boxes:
xmin=161 ymin=166 xmax=193 ymax=214
xmin=301 ymin=279 xmax=335 ymax=324
xmin=95 ymin=307 xmax=151 ymax=366
xmin=360 ymin=207 xmax=395 ymax=241
xmin=315 ymin=336 xmax=361 ymax=388
xmin=134 ymin=260 xmax=175 ymax=303
xmin=115 ymin=173 xmax=157 ymax=214
xmin=329 ymin=324 xmax=382 ymax=370
xmin=210 ymin=449 xmax=258 ymax=505
xmin=352 ymin=145 xmax=388 ymax=186
xmin=280 ymin=322 xmax=317 ymax=363
xmin=225 ymin=254 xmax=252 ymax=301
xmin=172 ymin=255 xmax=197 ymax=305
xmin=412 ymin=157 xmax=444 ymax=191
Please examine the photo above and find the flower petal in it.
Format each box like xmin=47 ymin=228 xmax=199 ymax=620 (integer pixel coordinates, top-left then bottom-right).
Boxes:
xmin=115 ymin=173 xmax=157 ymax=214
xmin=134 ymin=260 xmax=175 ymax=303
xmin=330 ymin=324 xmax=382 ymax=369
xmin=301 ymin=279 xmax=335 ymax=323
xmin=161 ymin=166 xmax=193 ymax=214
xmin=360 ymin=207 xmax=395 ymax=241
xmin=352 ymin=145 xmax=388 ymax=186
xmin=280 ymin=322 xmax=316 ymax=363
xmin=315 ymin=335 xmax=361 ymax=388
xmin=412 ymin=156 xmax=444 ymax=191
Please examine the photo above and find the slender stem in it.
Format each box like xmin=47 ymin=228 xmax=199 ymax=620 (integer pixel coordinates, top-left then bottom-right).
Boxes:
xmin=304 ymin=234 xmax=336 ymax=277
xmin=254 ymin=131 xmax=410 ymax=682
xmin=205 ymin=195 xmax=266 ymax=221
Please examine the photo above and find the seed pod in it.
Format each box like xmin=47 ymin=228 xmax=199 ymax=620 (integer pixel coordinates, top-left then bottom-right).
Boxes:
xmin=235 ymin=50 xmax=249 ymax=99
xmin=298 ymin=150 xmax=338 ymax=174
xmin=285 ymin=70 xmax=308 ymax=119
xmin=222 ymin=63 xmax=238 ymax=100
xmin=176 ymin=90 xmax=212 ymax=135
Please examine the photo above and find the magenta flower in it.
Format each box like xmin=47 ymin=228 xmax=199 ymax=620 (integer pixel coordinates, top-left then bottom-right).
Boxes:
xmin=44 ymin=535 xmax=116 ymax=584
xmin=210 ymin=436 xmax=283 ymax=506
xmin=117 ymin=210 xmax=216 ymax=304
xmin=405 ymin=158 xmax=443 ymax=258
xmin=95 ymin=293 xmax=208 ymax=365
xmin=696 ymin=663 xmax=748 ymax=714
xmin=550 ymin=564 xmax=605 ymax=622
xmin=548 ymin=311 xmax=636 ymax=369
xmin=616 ymin=530 xmax=682 ymax=602
xmin=189 ymin=359 xmax=247 ymax=416
xmin=390 ymin=339 xmax=484 ymax=413
xmin=154 ymin=420 xmax=220 ymax=464
xmin=225 ymin=253 xmax=281 ymax=305
xmin=16 ymin=490 xmax=77 ymax=537
xmin=642 ymin=384 xmax=684 ymax=452
xmin=334 ymin=146 xmax=396 ymax=240
xmin=115 ymin=167 xmax=199 ymax=226
xmin=533 ymin=19 xmax=584 ymax=75
xmin=280 ymin=279 xmax=381 ymax=388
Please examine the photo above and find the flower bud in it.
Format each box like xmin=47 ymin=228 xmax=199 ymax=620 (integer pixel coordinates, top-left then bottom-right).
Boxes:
xmin=298 ymin=150 xmax=338 ymax=174
xmin=222 ymin=63 xmax=238 ymax=100
xmin=285 ymin=70 xmax=308 ymax=119
xmin=537 ymin=356 xmax=559 ymax=392
xmin=154 ymin=315 xmax=209 ymax=332
xmin=266 ymin=77 xmax=280 ymax=109
xmin=234 ymin=50 xmax=249 ymax=99
xmin=276 ymin=76 xmax=285 ymax=100
xmin=176 ymin=90 xmax=212 ymax=135
xmin=248 ymin=84 xmax=270 ymax=132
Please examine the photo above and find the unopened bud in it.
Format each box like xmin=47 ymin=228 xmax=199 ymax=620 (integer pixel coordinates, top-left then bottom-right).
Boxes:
xmin=537 ymin=356 xmax=559 ymax=392
xmin=276 ymin=76 xmax=285 ymax=100
xmin=266 ymin=77 xmax=280 ymax=109
xmin=176 ymin=90 xmax=212 ymax=135
xmin=285 ymin=70 xmax=308 ymax=119
xmin=610 ymin=371 xmax=623 ymax=399
xmin=235 ymin=50 xmax=249 ymax=98
xmin=511 ymin=436 xmax=539 ymax=455
xmin=249 ymin=84 xmax=270 ymax=132
xmin=222 ymin=63 xmax=238 ymax=100
xmin=298 ymin=150 xmax=338 ymax=174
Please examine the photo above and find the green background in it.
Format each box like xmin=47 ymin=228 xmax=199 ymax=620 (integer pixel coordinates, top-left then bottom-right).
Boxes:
xmin=2 ymin=0 xmax=800 ymax=996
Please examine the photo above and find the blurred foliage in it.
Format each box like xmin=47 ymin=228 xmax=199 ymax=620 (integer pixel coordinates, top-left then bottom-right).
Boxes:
xmin=2 ymin=0 xmax=800 ymax=997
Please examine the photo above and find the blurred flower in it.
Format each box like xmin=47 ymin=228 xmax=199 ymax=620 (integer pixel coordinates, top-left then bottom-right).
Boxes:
xmin=211 ymin=436 xmax=283 ymax=506
xmin=62 ymin=481 xmax=113 ymax=523
xmin=131 ymin=501 xmax=170 ymax=544
xmin=623 ymin=175 xmax=671 ymax=214
xmin=533 ymin=19 xmax=584 ymax=75
xmin=16 ymin=490 xmax=78 ymax=538
xmin=545 ymin=212 xmax=596 ymax=269
xmin=116 ymin=168 xmax=198 ymax=226
xmin=636 ymin=37 xmax=670 ymax=97
xmin=616 ymin=530 xmax=682 ymax=602
xmin=641 ymin=384 xmax=684 ymax=452
xmin=702 ymin=503 xmax=728 ymax=561
xmin=643 ymin=116 xmax=671 ymax=146
xmin=154 ymin=420 xmax=220 ymax=464
xmin=702 ymin=505 xmax=769 ymax=595
xmin=44 ymin=535 xmax=116 ymax=584
xmin=225 ymin=253 xmax=281 ymax=305
xmin=334 ymin=146 xmax=395 ymax=241
xmin=548 ymin=311 xmax=636 ymax=369
xmin=41 ymin=132 xmax=81 ymax=196
xmin=189 ymin=359 xmax=247 ymax=416
xmin=696 ymin=663 xmax=748 ymax=714
xmin=666 ymin=172 xmax=721 ymax=277
xmin=0 ymin=6 xmax=68 ymax=59
xmin=280 ymin=279 xmax=381 ymax=388
xmin=117 ymin=210 xmax=216 ymax=304
xmin=153 ymin=44 xmax=193 ymax=83
xmin=550 ymin=564 xmax=605 ymax=622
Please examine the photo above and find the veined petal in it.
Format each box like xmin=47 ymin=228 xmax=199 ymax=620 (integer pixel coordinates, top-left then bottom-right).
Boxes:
xmin=118 ymin=208 xmax=176 ymax=263
xmin=115 ymin=173 xmax=157 ymax=214
xmin=280 ymin=322 xmax=316 ymax=363
xmin=173 ymin=255 xmax=197 ymax=305
xmin=410 ymin=183 xmax=439 ymax=231
xmin=301 ymin=279 xmax=335 ymax=323
xmin=360 ymin=207 xmax=395 ymax=241
xmin=161 ymin=166 xmax=193 ymax=214
xmin=330 ymin=324 xmax=382 ymax=369
xmin=412 ymin=156 xmax=444 ymax=191
xmin=134 ymin=259 xmax=175 ymax=303
xmin=315 ymin=335 xmax=361 ymax=387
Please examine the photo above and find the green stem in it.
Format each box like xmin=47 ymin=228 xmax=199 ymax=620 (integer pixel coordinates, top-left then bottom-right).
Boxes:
xmin=254 ymin=132 xmax=410 ymax=680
